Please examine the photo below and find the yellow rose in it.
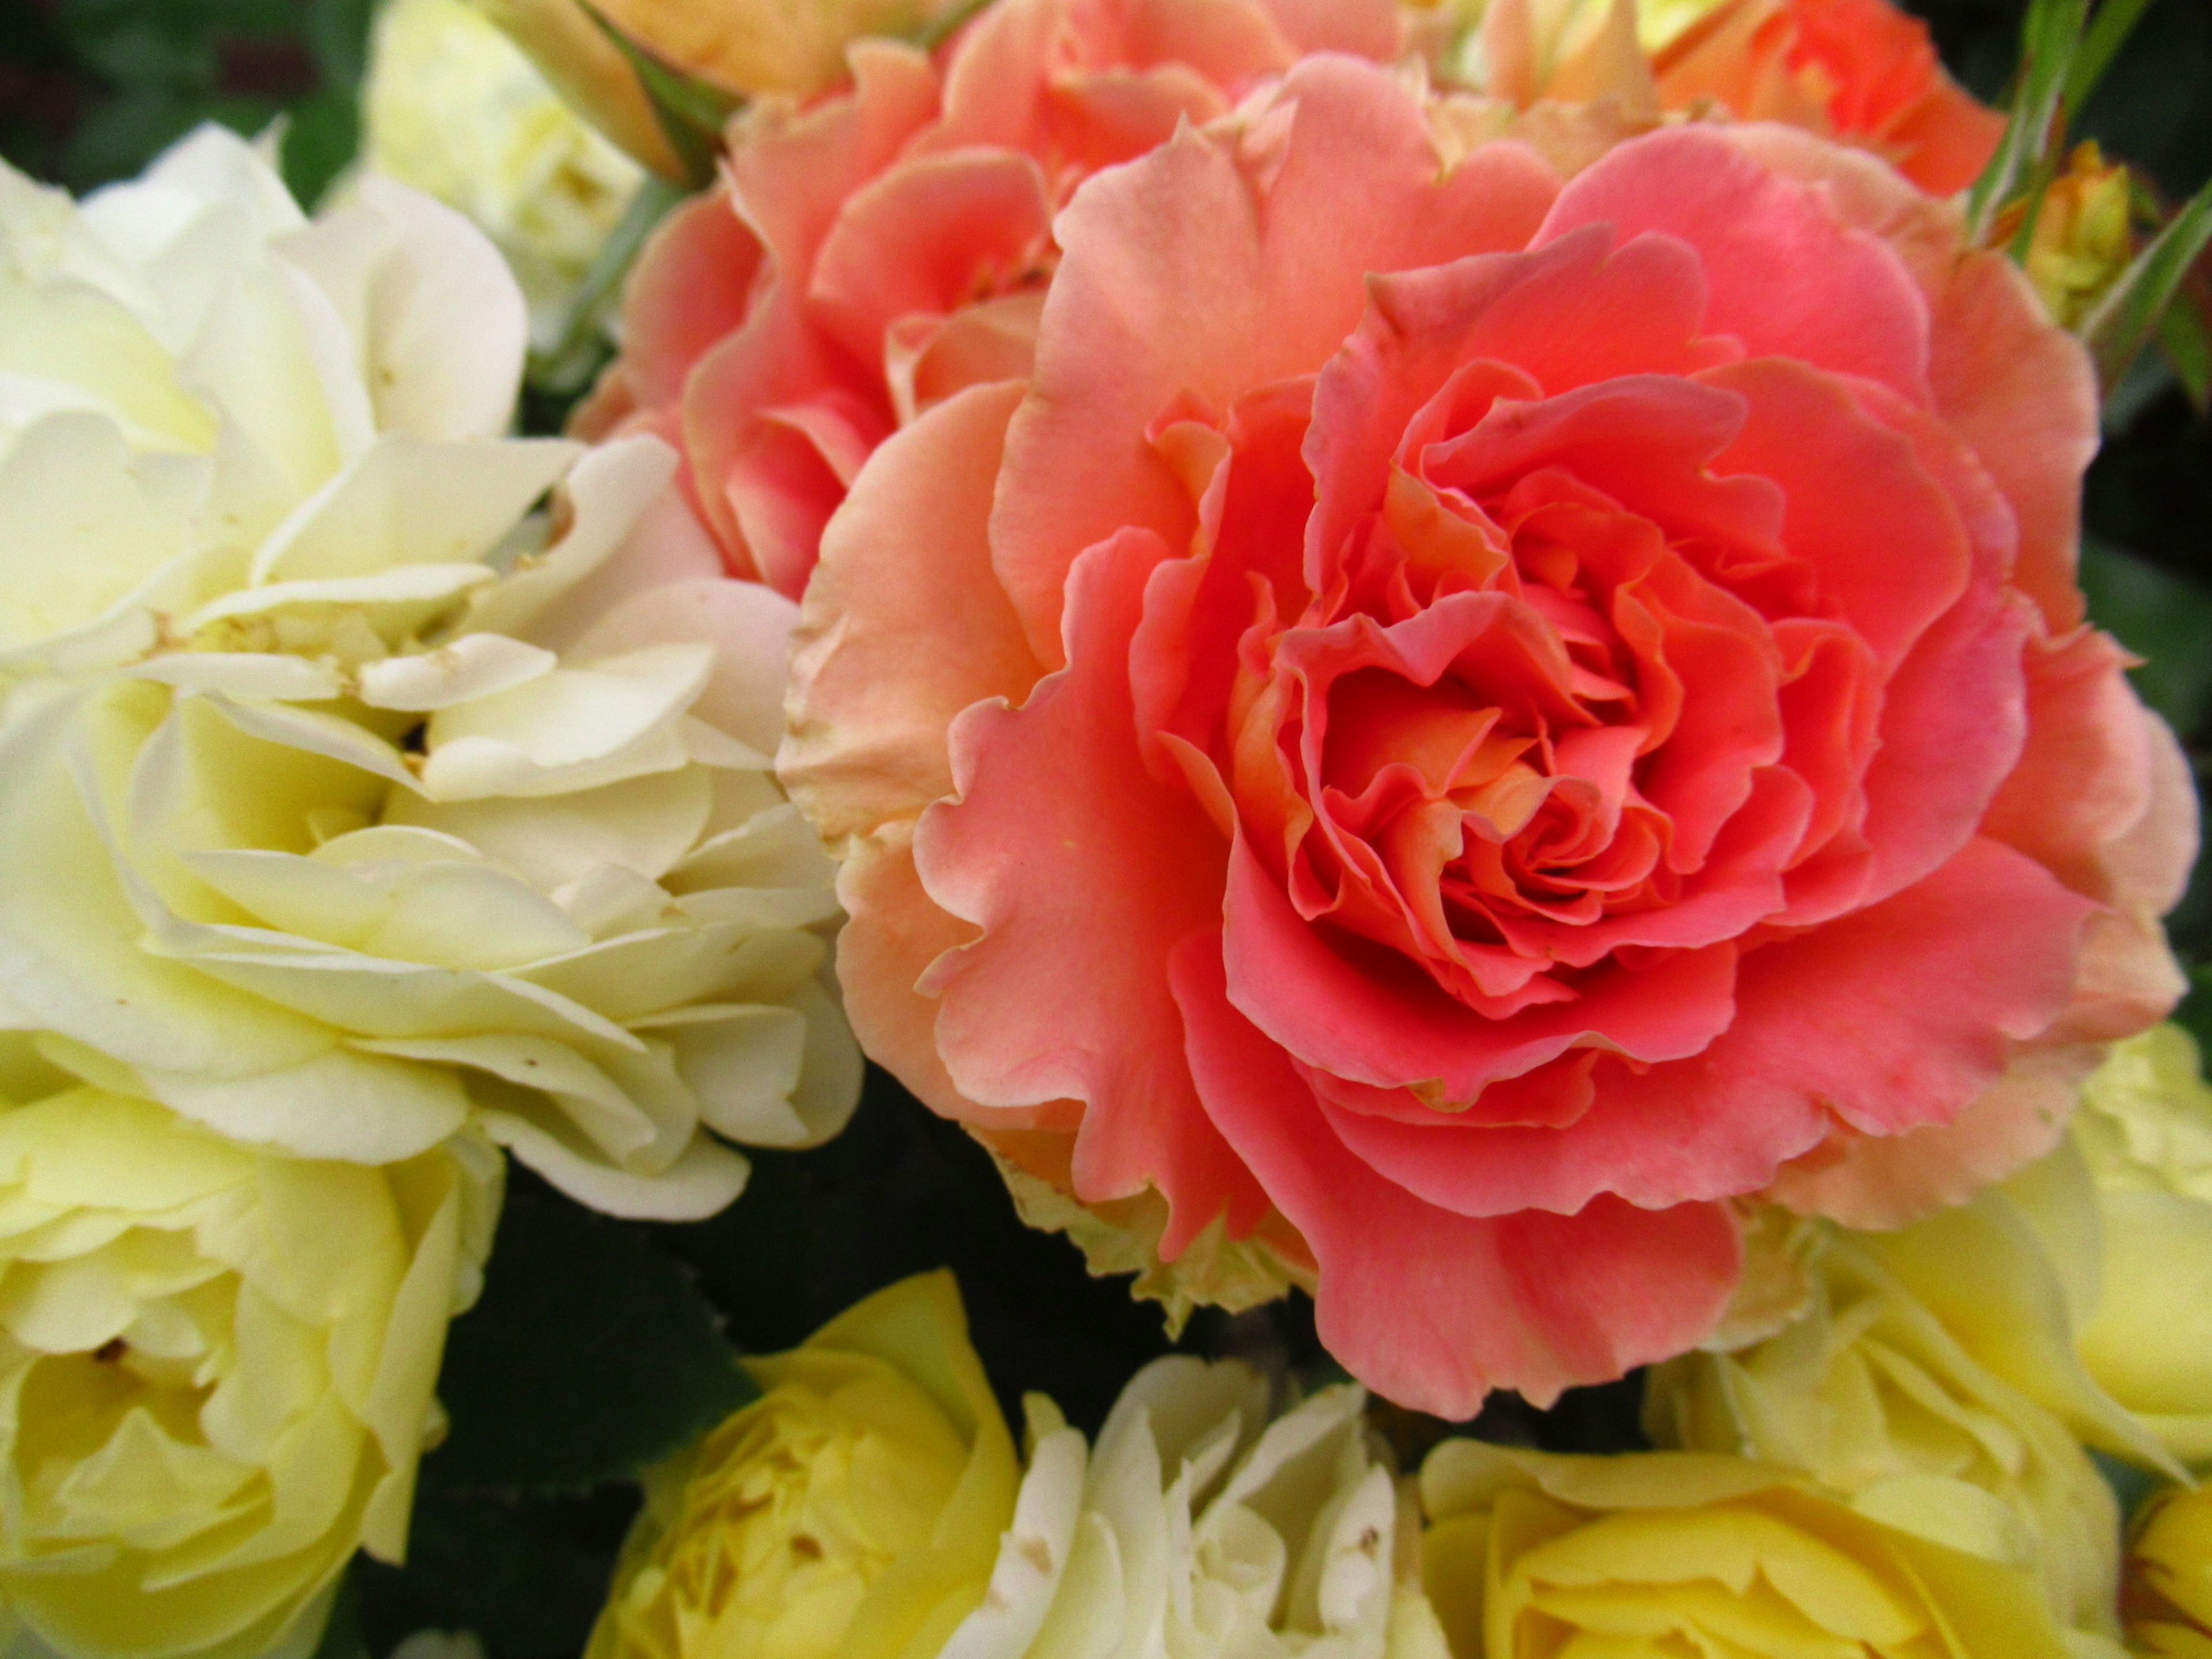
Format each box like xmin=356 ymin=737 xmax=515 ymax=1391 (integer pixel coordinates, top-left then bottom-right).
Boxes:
xmin=942 ymin=1358 xmax=1446 ymax=1659
xmin=2073 ymin=1025 xmax=2212 ymax=1464
xmin=1646 ymin=1221 xmax=2129 ymax=1634
xmin=0 ymin=1076 xmax=499 ymax=1659
xmin=586 ymin=1271 xmax=1019 ymax=1659
xmin=2016 ymin=143 xmax=2135 ymax=332
xmin=365 ymin=0 xmax=645 ymax=347
xmin=0 ymin=127 xmax=860 ymax=1221
xmin=1419 ymin=1440 xmax=2086 ymax=1659
xmin=2130 ymin=1484 xmax=2212 ymax=1657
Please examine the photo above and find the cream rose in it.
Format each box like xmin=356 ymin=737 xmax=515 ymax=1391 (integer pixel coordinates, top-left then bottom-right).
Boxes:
xmin=0 ymin=1074 xmax=499 ymax=1659
xmin=0 ymin=127 xmax=859 ymax=1219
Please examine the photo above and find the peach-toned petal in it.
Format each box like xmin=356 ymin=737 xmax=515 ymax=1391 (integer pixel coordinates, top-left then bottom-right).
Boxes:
xmin=1700 ymin=358 xmax=1970 ymax=668
xmin=1317 ymin=835 xmax=2094 ymax=1231
xmin=836 ymin=821 xmax=983 ymax=1123
xmin=807 ymin=149 xmax=1054 ymax=370
xmin=835 ymin=821 xmax=1078 ymax=1135
xmin=618 ymin=188 xmax=764 ymax=410
xmin=725 ymin=39 xmax=944 ymax=279
xmin=1852 ymin=581 xmax=2033 ymax=905
xmin=1714 ymin=122 xmax=2099 ymax=631
xmin=1983 ymin=628 xmax=2170 ymax=904
xmin=782 ymin=380 xmax=1041 ymax=844
xmin=1884 ymin=76 xmax=2006 ymax=195
xmin=1222 ymin=832 xmax=1741 ymax=1100
xmin=1257 ymin=0 xmax=1402 ymax=59
xmin=1729 ymin=836 xmax=2096 ymax=1136
xmin=1765 ymin=1042 xmax=2101 ymax=1227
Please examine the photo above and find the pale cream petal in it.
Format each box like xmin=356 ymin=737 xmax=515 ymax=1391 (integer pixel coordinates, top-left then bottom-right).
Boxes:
xmin=248 ymin=433 xmax=577 ymax=587
xmin=141 ymin=1047 xmax=471 ymax=1163
xmin=482 ymin=1106 xmax=749 ymax=1219
xmin=356 ymin=632 xmax=556 ymax=711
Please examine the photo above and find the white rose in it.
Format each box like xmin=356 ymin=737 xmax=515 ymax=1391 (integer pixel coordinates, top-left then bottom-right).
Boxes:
xmin=941 ymin=1358 xmax=1447 ymax=1659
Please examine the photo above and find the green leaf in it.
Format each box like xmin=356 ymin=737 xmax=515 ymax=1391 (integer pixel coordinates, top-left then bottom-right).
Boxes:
xmin=1967 ymin=0 xmax=2086 ymax=245
xmin=2090 ymin=1447 xmax=2171 ymax=1524
xmin=2160 ymin=294 xmax=2212 ymax=410
xmin=2065 ymin=0 xmax=2158 ymax=118
xmin=2078 ymin=537 xmax=2212 ymax=736
xmin=281 ymin=87 xmax=359 ymax=209
xmin=2082 ymin=178 xmax=2212 ymax=398
xmin=304 ymin=0 xmax=374 ymax=89
xmin=426 ymin=1185 xmax=755 ymax=1493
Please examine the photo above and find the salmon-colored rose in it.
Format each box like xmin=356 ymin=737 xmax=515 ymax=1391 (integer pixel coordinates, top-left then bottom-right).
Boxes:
xmin=781 ymin=58 xmax=2195 ymax=1416
xmin=1473 ymin=0 xmax=2005 ymax=195
xmin=579 ymin=0 xmax=1404 ymax=596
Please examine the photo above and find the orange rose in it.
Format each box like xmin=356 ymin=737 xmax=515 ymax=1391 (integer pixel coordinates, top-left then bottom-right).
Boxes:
xmin=1471 ymin=0 xmax=2006 ymax=194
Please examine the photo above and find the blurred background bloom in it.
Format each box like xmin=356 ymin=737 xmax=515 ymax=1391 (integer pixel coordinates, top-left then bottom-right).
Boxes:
xmin=361 ymin=0 xmax=642 ymax=349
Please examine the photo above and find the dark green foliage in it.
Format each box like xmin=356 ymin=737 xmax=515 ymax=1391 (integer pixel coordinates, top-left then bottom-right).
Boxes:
xmin=355 ymin=1486 xmax=643 ymax=1659
xmin=427 ymin=1184 xmax=756 ymax=1493
xmin=2079 ymin=540 xmax=2212 ymax=736
xmin=1 ymin=0 xmax=372 ymax=204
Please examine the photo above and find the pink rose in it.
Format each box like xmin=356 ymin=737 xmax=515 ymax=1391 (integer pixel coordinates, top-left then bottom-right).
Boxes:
xmin=780 ymin=57 xmax=2196 ymax=1416
xmin=579 ymin=0 xmax=1403 ymax=597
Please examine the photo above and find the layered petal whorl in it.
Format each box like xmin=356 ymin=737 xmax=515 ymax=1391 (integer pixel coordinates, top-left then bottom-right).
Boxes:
xmin=0 ymin=127 xmax=859 ymax=1219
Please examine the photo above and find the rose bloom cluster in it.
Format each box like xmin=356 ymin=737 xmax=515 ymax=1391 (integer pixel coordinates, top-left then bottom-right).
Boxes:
xmin=12 ymin=0 xmax=2212 ymax=1649
xmin=548 ymin=0 xmax=2205 ymax=1641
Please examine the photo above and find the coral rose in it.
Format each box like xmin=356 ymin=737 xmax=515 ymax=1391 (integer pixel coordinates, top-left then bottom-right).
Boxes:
xmin=1449 ymin=0 xmax=2005 ymax=195
xmin=782 ymin=56 xmax=2194 ymax=1416
xmin=580 ymin=0 xmax=1404 ymax=596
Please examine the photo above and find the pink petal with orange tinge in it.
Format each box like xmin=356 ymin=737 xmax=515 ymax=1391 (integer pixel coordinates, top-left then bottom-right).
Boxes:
xmin=1175 ymin=933 xmax=1740 ymax=1418
xmin=1540 ymin=123 xmax=1931 ymax=403
xmin=992 ymin=55 xmax=1558 ymax=664
xmin=915 ymin=531 xmax=1267 ymax=1253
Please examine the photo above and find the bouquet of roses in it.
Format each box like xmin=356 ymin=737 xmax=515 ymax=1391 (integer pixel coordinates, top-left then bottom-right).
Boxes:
xmin=3 ymin=0 xmax=2212 ymax=1654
